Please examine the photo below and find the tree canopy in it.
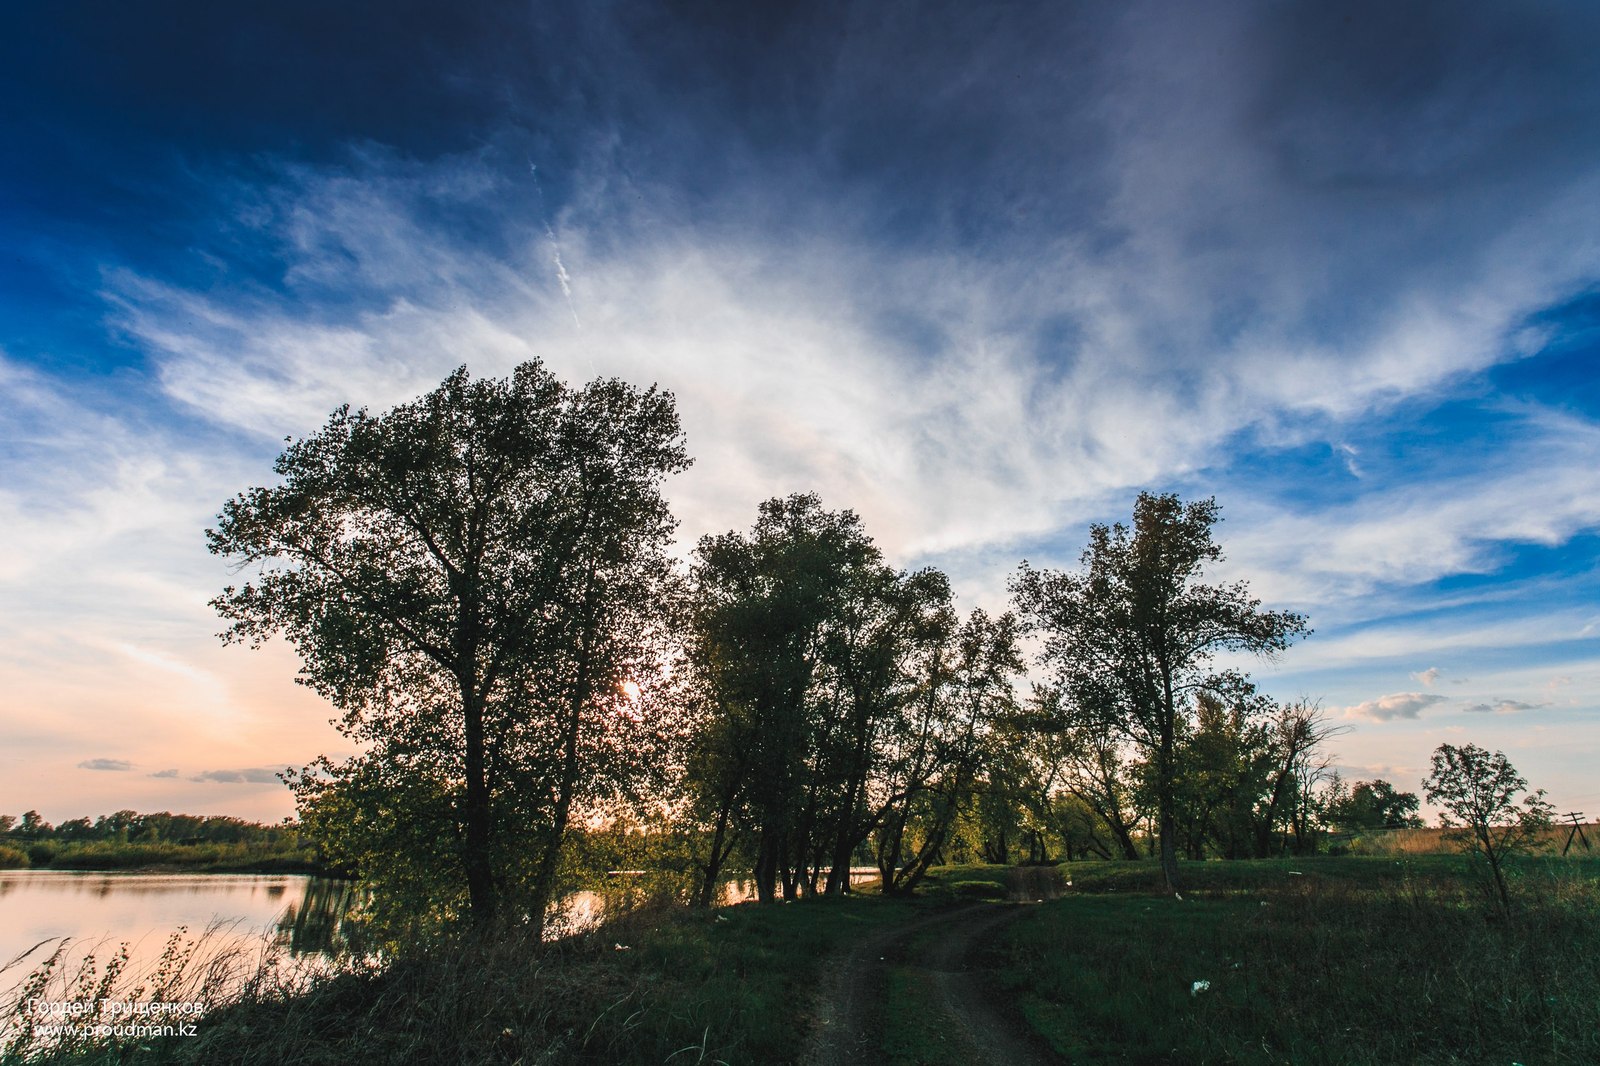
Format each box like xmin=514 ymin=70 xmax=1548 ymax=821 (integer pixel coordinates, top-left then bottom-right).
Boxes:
xmin=1011 ymin=492 xmax=1309 ymax=890
xmin=209 ymin=361 xmax=689 ymax=928
xmin=1423 ymin=743 xmax=1554 ymax=910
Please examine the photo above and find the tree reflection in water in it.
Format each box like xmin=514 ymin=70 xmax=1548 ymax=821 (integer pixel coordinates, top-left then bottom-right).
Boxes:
xmin=274 ymin=878 xmax=362 ymax=957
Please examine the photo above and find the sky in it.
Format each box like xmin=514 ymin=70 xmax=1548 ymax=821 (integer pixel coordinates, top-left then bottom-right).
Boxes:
xmin=1 ymin=1 xmax=1597 ymax=824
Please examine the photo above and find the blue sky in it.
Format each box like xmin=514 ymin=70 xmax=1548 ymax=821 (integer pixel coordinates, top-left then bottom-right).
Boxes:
xmin=1 ymin=1 xmax=1596 ymax=822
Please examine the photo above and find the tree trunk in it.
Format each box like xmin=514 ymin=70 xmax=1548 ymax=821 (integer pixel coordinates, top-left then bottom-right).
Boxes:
xmin=529 ymin=677 xmax=587 ymax=932
xmin=1157 ymin=719 xmax=1180 ymax=892
xmin=755 ymin=832 xmax=778 ymax=903
xmin=695 ymin=802 xmax=735 ymax=908
xmin=461 ymin=683 xmax=497 ymax=927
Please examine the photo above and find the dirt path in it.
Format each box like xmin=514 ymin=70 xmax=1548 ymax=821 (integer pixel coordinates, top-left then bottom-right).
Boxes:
xmin=802 ymin=902 xmax=1058 ymax=1066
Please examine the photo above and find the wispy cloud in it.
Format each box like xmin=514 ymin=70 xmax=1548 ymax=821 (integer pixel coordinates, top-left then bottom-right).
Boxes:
xmin=1461 ymin=699 xmax=1544 ymax=715
xmin=1412 ymin=667 xmax=1441 ymax=687
xmin=191 ymin=767 xmax=282 ymax=784
xmin=77 ymin=758 xmax=132 ymax=772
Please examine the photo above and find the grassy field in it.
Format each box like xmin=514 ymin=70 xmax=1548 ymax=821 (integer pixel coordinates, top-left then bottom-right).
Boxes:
xmin=1333 ymin=821 xmax=1598 ymax=858
xmin=5 ymin=855 xmax=1597 ymax=1065
xmin=987 ymin=855 xmax=1600 ymax=1065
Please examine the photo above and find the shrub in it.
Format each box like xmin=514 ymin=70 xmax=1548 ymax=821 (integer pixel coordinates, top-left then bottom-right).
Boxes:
xmin=0 ymin=843 xmax=29 ymax=869
xmin=26 ymin=842 xmax=56 ymax=866
xmin=950 ymin=880 xmax=1007 ymax=899
xmin=1423 ymin=743 xmax=1555 ymax=911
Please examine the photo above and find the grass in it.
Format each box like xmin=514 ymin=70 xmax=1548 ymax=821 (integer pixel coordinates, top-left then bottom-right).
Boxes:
xmin=7 ymin=856 xmax=1596 ymax=1064
xmin=4 ymin=893 xmax=924 ymax=1066
xmin=1334 ymin=821 xmax=1598 ymax=857
xmin=985 ymin=855 xmax=1600 ymax=1065
xmin=882 ymin=965 xmax=962 ymax=1066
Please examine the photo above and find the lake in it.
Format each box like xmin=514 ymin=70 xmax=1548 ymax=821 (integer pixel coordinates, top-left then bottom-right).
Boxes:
xmin=0 ymin=867 xmax=882 ymax=995
xmin=0 ymin=871 xmax=354 ymax=999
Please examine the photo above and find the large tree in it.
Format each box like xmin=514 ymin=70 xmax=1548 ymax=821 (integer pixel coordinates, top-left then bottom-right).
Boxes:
xmin=209 ymin=362 xmax=689 ymax=929
xmin=683 ymin=494 xmax=975 ymax=903
xmin=684 ymin=494 xmax=879 ymax=903
xmin=1324 ymin=777 xmax=1424 ymax=832
xmin=1010 ymin=493 xmax=1308 ymax=891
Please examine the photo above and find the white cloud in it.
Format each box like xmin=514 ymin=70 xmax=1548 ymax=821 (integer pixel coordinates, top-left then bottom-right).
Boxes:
xmin=1412 ymin=667 xmax=1441 ymax=687
xmin=1343 ymin=692 xmax=1448 ymax=722
xmin=9 ymin=11 xmax=1600 ymax=821
xmin=1221 ymin=412 xmax=1600 ymax=609
xmin=98 ymin=150 xmax=1600 ymax=592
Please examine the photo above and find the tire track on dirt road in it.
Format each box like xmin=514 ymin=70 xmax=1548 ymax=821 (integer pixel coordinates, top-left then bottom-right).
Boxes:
xmin=802 ymin=902 xmax=1058 ymax=1066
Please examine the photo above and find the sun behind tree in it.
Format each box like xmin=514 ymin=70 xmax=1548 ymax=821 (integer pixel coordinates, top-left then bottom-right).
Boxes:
xmin=207 ymin=361 xmax=690 ymax=931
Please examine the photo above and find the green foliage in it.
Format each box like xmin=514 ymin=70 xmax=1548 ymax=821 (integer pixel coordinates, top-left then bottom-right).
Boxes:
xmin=209 ymin=361 xmax=690 ymax=929
xmin=19 ymin=840 xmax=318 ymax=872
xmin=1 ymin=812 xmax=313 ymax=873
xmin=1325 ymin=777 xmax=1423 ymax=830
xmin=1012 ymin=493 xmax=1311 ymax=888
xmin=1423 ymin=742 xmax=1556 ymax=910
xmin=683 ymin=494 xmax=1018 ymax=903
xmin=0 ymin=843 xmax=28 ymax=868
xmin=4 ymin=810 xmax=300 ymax=847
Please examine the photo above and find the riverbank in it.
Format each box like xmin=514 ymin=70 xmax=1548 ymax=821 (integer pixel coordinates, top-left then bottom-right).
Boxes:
xmin=0 ymin=841 xmax=327 ymax=876
xmin=6 ymin=857 xmax=1598 ymax=1064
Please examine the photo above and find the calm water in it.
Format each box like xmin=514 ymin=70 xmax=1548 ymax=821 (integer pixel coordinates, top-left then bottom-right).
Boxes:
xmin=0 ymin=867 xmax=882 ymax=984
xmin=0 ymin=871 xmax=351 ymax=986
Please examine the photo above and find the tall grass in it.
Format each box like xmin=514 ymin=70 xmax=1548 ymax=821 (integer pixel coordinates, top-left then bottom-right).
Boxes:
xmin=3 ymin=891 xmax=923 ymax=1065
xmin=1336 ymin=821 xmax=1598 ymax=857
xmin=1 ymin=922 xmax=336 ymax=1065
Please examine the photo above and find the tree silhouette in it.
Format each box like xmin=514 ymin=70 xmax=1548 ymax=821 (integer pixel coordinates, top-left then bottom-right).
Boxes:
xmin=1423 ymin=743 xmax=1554 ymax=911
xmin=1011 ymin=493 xmax=1308 ymax=892
xmin=209 ymin=362 xmax=689 ymax=928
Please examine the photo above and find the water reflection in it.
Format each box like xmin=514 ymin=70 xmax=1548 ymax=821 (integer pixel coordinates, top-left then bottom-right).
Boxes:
xmin=2 ymin=866 xmax=881 ymax=979
xmin=0 ymin=871 xmax=355 ymax=982
xmin=546 ymin=868 xmax=880 ymax=935
xmin=275 ymin=878 xmax=361 ymax=956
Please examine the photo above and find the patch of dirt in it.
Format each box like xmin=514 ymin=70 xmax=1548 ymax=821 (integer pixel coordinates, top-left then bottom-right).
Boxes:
xmin=802 ymin=902 xmax=1058 ymax=1065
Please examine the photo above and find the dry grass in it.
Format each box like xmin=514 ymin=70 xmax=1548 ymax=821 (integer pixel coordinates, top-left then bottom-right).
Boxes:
xmin=1338 ymin=822 xmax=1597 ymax=857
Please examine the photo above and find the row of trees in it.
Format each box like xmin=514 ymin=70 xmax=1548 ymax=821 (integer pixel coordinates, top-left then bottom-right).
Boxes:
xmin=1 ymin=810 xmax=295 ymax=845
xmin=202 ymin=362 xmax=1474 ymax=929
xmin=680 ymin=494 xmax=1024 ymax=903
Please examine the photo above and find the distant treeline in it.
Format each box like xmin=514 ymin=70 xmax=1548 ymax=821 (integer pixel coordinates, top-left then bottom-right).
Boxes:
xmin=0 ymin=810 xmax=321 ymax=873
xmin=1 ymin=809 xmax=295 ymax=845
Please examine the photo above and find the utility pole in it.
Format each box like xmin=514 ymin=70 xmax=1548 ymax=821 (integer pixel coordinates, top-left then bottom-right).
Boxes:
xmin=1561 ymin=812 xmax=1591 ymax=856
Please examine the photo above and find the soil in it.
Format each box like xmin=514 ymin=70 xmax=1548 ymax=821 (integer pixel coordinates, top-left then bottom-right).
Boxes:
xmin=801 ymin=901 xmax=1059 ymax=1065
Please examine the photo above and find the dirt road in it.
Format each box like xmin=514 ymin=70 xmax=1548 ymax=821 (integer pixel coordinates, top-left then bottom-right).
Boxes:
xmin=802 ymin=901 xmax=1058 ymax=1065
